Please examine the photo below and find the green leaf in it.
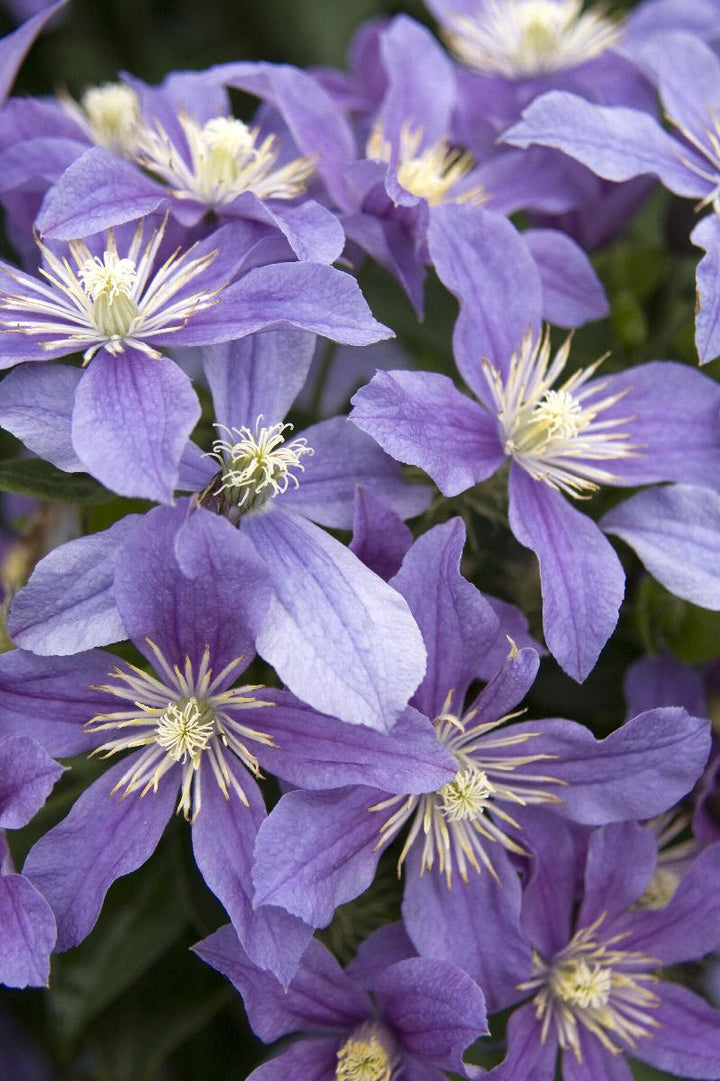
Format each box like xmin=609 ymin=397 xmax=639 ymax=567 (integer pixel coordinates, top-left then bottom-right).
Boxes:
xmin=0 ymin=458 xmax=113 ymax=504
xmin=48 ymin=839 xmax=190 ymax=1049
xmin=635 ymin=577 xmax=720 ymax=664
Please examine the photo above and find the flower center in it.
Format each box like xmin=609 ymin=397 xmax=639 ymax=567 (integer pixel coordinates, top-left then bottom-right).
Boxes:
xmin=155 ymin=696 xmax=216 ymax=764
xmin=133 ymin=112 xmax=314 ymax=208
xmin=79 ymin=82 xmax=140 ymax=154
xmin=79 ymin=251 xmax=140 ymax=338
xmin=207 ymin=419 xmax=314 ymax=514
xmin=336 ymin=1029 xmax=393 ymax=1081
xmin=445 ymin=0 xmax=623 ymax=78
xmin=552 ymin=959 xmax=612 ymax=1009
xmin=86 ymin=640 xmax=274 ymax=821
xmin=439 ymin=765 xmax=495 ymax=821
xmin=519 ymin=915 xmax=661 ymax=1060
xmin=484 ymin=328 xmax=637 ymax=497
xmin=366 ymin=121 xmax=486 ymax=206
xmin=371 ymin=680 xmax=564 ymax=886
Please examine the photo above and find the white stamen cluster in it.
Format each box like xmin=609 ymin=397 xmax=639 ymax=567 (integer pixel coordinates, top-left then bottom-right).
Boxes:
xmin=366 ymin=121 xmax=486 ymax=206
xmin=86 ymin=639 xmax=273 ymax=821
xmin=62 ymin=81 xmax=141 ymax=156
xmin=484 ymin=328 xmax=637 ymax=498
xmin=134 ymin=112 xmax=314 ymax=209
xmin=372 ymin=678 xmax=565 ymax=885
xmin=0 ymin=219 xmax=222 ymax=363
xmin=206 ymin=419 xmax=313 ymax=514
xmin=336 ymin=1024 xmax=396 ymax=1081
xmin=445 ymin=0 xmax=623 ymax=78
xmin=520 ymin=915 xmax=661 ymax=1060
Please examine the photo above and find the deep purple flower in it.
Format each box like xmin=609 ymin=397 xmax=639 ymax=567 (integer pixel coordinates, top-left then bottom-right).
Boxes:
xmin=490 ymin=817 xmax=720 ymax=1079
xmin=351 ymin=202 xmax=720 ymax=678
xmin=194 ymin=923 xmax=487 ymax=1080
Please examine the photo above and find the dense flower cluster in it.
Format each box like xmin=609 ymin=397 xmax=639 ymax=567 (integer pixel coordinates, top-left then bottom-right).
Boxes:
xmin=1 ymin=1 xmax=720 ymax=1079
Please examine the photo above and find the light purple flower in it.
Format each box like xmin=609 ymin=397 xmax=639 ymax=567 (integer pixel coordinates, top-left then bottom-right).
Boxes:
xmin=194 ymin=923 xmax=487 ymax=1080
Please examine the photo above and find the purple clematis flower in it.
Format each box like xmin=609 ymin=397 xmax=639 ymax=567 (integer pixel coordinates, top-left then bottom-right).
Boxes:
xmin=28 ymin=67 xmax=345 ymax=265
xmin=503 ymin=31 xmax=720 ymax=361
xmin=1 ymin=503 xmax=453 ymax=981
xmin=0 ymin=734 xmax=62 ymax=988
xmin=0 ymin=216 xmax=391 ymax=502
xmin=251 ymin=517 xmax=711 ymax=1010
xmin=194 ymin=922 xmax=487 ymax=1080
xmin=490 ymin=816 xmax=720 ymax=1080
xmin=351 ymin=202 xmax=720 ymax=679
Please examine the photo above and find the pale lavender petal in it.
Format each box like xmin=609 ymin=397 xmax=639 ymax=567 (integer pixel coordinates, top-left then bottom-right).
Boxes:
xmin=376 ymin=16 xmax=455 ymax=146
xmin=489 ymin=1004 xmax=556 ymax=1081
xmin=601 ymin=485 xmax=720 ymax=610
xmin=176 ymin=439 xmax=215 ymax=492
xmin=0 ymin=649 xmax=120 ymax=756
xmin=563 ymin=1031 xmax=633 ymax=1081
xmin=0 ymin=135 xmax=84 ymax=192
xmin=347 ymin=923 xmax=417 ymax=986
xmin=402 ymin=844 xmax=533 ymax=1013
xmin=23 ymin=756 xmax=176 ymax=949
xmin=623 ymin=653 xmax=706 ymax=720
xmin=256 ymin=695 xmax=455 ymax=794
xmin=343 ymin=211 xmax=426 ymax=316
xmin=349 ymin=486 xmax=413 ymax=581
xmin=0 ymin=0 xmax=67 ymax=105
xmin=600 ymin=360 xmax=720 ymax=490
xmin=373 ymin=957 xmax=487 ymax=1071
xmin=72 ymin=347 xmax=200 ymax=503
xmin=36 ymin=147 xmax=168 ymax=238
xmin=427 ymin=205 xmax=542 ymax=397
xmin=692 ymin=212 xmax=720 ymax=365
xmin=508 ymin=466 xmax=625 ymax=682
xmin=350 ymin=370 xmax=504 ymax=498
xmin=480 ymin=595 xmax=545 ymax=679
xmin=8 ymin=514 xmax=140 ymax=655
xmin=281 ymin=417 xmax=431 ymax=528
xmin=191 ymin=758 xmax=311 ymax=986
xmin=523 ymin=229 xmax=609 ymax=327
xmin=0 ymin=873 xmax=55 ymax=988
xmin=464 ymin=646 xmax=539 ymax=728
xmin=504 ymin=92 xmax=711 ymax=199
xmin=252 ymin=786 xmax=385 ymax=928
xmin=0 ymin=362 xmax=83 ymax=471
xmin=174 ymin=262 xmax=393 ymax=347
xmin=240 ymin=197 xmax=344 ymax=264
xmin=633 ymin=981 xmax=720 ymax=1079
xmin=577 ymin=821 xmax=657 ymax=930
xmin=194 ymin=928 xmax=368 ymax=1039
xmin=247 ymin=1039 xmax=339 ymax=1081
xmin=0 ymin=736 xmax=63 ymax=828
xmin=519 ymin=810 xmax=576 ymax=958
xmin=617 ymin=843 xmax=720 ymax=965
xmin=114 ymin=504 xmax=269 ymax=673
xmin=390 ymin=518 xmax=500 ymax=719
xmin=525 ymin=707 xmax=711 ymax=824
xmin=201 ymin=329 xmax=316 ymax=432
xmin=245 ymin=510 xmax=426 ymax=732
xmin=479 ymin=145 xmax=586 ymax=217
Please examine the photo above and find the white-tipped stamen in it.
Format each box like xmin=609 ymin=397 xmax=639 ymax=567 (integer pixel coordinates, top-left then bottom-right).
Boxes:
xmin=366 ymin=120 xmax=486 ymax=206
xmin=59 ymin=81 xmax=141 ymax=156
xmin=86 ymin=640 xmax=273 ymax=821
xmin=519 ymin=914 xmax=661 ymax=1061
xmin=444 ymin=0 xmax=624 ymax=78
xmin=0 ymin=219 xmax=223 ymax=363
xmin=372 ymin=681 xmax=566 ymax=886
xmin=204 ymin=417 xmax=314 ymax=514
xmin=483 ymin=327 xmax=638 ymax=498
xmin=133 ymin=112 xmax=314 ymax=209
